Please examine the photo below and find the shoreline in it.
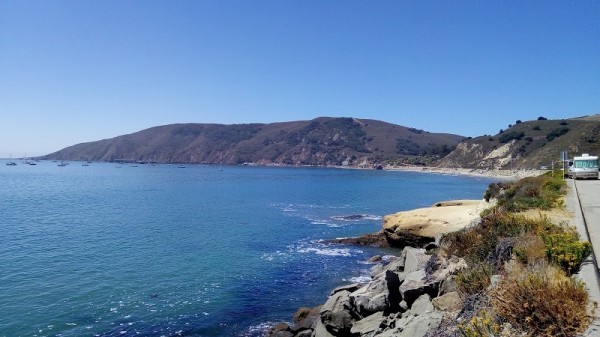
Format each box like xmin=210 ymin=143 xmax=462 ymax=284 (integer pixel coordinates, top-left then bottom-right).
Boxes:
xmin=267 ymin=168 xmax=600 ymax=337
xmin=380 ymin=165 xmax=546 ymax=180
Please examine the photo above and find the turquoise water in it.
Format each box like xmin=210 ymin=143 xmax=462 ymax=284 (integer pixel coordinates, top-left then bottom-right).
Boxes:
xmin=0 ymin=162 xmax=493 ymax=336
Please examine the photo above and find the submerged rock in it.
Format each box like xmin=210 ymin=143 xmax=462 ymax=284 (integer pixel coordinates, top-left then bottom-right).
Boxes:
xmin=322 ymin=231 xmax=391 ymax=247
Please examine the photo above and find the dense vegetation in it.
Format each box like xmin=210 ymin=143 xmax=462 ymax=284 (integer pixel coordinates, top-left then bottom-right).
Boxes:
xmin=440 ymin=172 xmax=593 ymax=336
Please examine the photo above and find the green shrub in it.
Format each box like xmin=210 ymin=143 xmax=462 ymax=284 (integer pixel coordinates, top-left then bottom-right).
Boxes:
xmin=546 ymin=127 xmax=569 ymax=141
xmin=487 ymin=175 xmax=565 ymax=212
xmin=499 ymin=131 xmax=525 ymax=143
xmin=542 ymin=231 xmax=592 ymax=275
xmin=442 ymin=211 xmax=556 ymax=263
xmin=456 ymin=262 xmax=493 ymax=296
xmin=458 ymin=310 xmax=500 ymax=337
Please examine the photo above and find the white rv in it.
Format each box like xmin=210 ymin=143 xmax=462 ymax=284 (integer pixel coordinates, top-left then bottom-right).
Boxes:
xmin=568 ymin=154 xmax=599 ymax=179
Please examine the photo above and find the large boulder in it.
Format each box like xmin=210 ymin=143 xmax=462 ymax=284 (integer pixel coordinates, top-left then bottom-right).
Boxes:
xmin=383 ymin=200 xmax=488 ymax=247
xmin=403 ymin=247 xmax=430 ymax=274
xmin=349 ymin=272 xmax=390 ymax=316
xmin=432 ymin=291 xmax=462 ymax=312
xmin=410 ymin=294 xmax=434 ymax=316
xmin=319 ymin=290 xmax=355 ymax=335
xmin=399 ymin=254 xmax=467 ymax=307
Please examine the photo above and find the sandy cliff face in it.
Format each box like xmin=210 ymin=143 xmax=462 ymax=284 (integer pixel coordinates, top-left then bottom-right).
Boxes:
xmin=382 ymin=200 xmax=490 ymax=247
xmin=438 ymin=140 xmax=518 ymax=169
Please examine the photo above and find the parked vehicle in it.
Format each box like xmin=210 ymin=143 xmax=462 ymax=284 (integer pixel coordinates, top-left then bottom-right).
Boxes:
xmin=568 ymin=154 xmax=599 ymax=179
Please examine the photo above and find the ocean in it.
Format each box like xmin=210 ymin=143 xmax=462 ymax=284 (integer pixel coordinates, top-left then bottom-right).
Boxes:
xmin=0 ymin=162 xmax=494 ymax=337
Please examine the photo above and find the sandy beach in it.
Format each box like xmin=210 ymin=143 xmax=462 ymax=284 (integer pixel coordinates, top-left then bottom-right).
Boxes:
xmin=382 ymin=165 xmax=547 ymax=180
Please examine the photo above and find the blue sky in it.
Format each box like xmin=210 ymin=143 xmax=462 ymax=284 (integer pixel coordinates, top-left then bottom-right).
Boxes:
xmin=1 ymin=1 xmax=599 ymax=157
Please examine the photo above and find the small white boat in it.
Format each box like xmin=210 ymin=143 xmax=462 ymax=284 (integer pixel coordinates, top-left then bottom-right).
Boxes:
xmin=58 ymin=161 xmax=69 ymax=167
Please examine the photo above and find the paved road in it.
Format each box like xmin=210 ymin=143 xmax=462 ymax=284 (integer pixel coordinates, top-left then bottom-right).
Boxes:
xmin=574 ymin=179 xmax=600 ymax=269
xmin=571 ymin=179 xmax=600 ymax=336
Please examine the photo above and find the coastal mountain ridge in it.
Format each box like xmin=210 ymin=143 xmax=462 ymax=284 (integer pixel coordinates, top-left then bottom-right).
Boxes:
xmin=42 ymin=117 xmax=463 ymax=167
xmin=42 ymin=115 xmax=600 ymax=169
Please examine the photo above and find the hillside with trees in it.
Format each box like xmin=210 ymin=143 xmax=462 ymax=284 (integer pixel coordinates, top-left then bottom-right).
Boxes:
xmin=438 ymin=115 xmax=600 ymax=169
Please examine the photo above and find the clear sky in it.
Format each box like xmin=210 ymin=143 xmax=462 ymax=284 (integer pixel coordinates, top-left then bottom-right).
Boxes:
xmin=1 ymin=1 xmax=599 ymax=157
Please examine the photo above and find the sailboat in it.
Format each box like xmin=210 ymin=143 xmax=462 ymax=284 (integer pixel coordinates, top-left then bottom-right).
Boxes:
xmin=6 ymin=154 xmax=17 ymax=166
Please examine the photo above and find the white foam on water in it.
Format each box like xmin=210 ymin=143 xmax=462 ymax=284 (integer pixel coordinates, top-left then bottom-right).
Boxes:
xmin=343 ymin=275 xmax=371 ymax=284
xmin=382 ymin=255 xmax=399 ymax=263
xmin=261 ymin=250 xmax=288 ymax=261
xmin=297 ymin=246 xmax=354 ymax=257
xmin=243 ymin=321 xmax=283 ymax=337
xmin=310 ymin=220 xmax=342 ymax=227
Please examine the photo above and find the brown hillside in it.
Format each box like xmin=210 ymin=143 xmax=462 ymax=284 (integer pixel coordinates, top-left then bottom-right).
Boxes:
xmin=42 ymin=117 xmax=464 ymax=167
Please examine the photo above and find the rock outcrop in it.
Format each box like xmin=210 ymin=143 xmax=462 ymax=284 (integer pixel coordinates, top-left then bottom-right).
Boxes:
xmin=382 ymin=200 xmax=489 ymax=248
xmin=268 ymin=247 xmax=467 ymax=337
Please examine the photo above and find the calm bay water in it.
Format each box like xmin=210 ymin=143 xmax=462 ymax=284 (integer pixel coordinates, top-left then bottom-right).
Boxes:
xmin=0 ymin=162 xmax=493 ymax=337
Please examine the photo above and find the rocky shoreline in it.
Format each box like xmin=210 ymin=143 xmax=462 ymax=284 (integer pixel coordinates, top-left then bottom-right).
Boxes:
xmin=267 ymin=247 xmax=469 ymax=337
xmin=267 ymin=200 xmax=489 ymax=337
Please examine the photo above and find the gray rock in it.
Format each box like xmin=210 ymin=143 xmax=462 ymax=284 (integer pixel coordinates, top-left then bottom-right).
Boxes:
xmin=384 ymin=254 xmax=406 ymax=273
xmin=350 ymin=311 xmax=386 ymax=335
xmin=272 ymin=331 xmax=294 ymax=337
xmin=370 ymin=263 xmax=385 ymax=277
xmin=432 ymin=291 xmax=462 ymax=312
xmin=377 ymin=327 xmax=403 ymax=337
xmin=400 ymin=254 xmax=467 ymax=307
xmin=399 ymin=269 xmax=438 ymax=306
xmin=399 ymin=300 xmax=409 ymax=311
xmin=438 ymin=275 xmax=458 ymax=295
xmin=366 ymin=292 xmax=388 ymax=313
xmin=410 ymin=294 xmax=433 ymax=316
xmin=397 ymin=312 xmax=443 ymax=337
xmin=319 ymin=290 xmax=354 ymax=335
xmin=488 ymin=274 xmax=502 ymax=291
xmin=312 ymin=319 xmax=335 ymax=337
xmin=428 ymin=255 xmax=467 ymax=283
xmin=350 ymin=273 xmax=389 ymax=316
xmin=330 ymin=283 xmax=361 ymax=296
xmin=403 ymin=247 xmax=430 ymax=274
xmin=321 ymin=290 xmax=350 ymax=313
xmin=396 ymin=313 xmax=416 ymax=328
